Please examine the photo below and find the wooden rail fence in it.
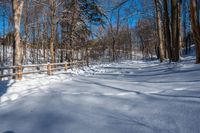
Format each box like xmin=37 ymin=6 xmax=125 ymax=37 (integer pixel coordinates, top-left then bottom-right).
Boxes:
xmin=0 ymin=61 xmax=86 ymax=80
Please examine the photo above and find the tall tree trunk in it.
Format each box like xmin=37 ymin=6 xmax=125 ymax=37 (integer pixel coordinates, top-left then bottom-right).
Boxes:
xmin=12 ymin=0 xmax=24 ymax=66
xmin=43 ymin=21 xmax=48 ymax=63
xmin=171 ymin=0 xmax=180 ymax=62
xmin=164 ymin=0 xmax=172 ymax=61
xmin=178 ymin=0 xmax=183 ymax=56
xmin=183 ymin=0 xmax=187 ymax=54
xmin=86 ymin=46 xmax=89 ymax=66
xmin=70 ymin=0 xmax=79 ymax=62
xmin=127 ymin=24 xmax=132 ymax=60
xmin=112 ymin=36 xmax=116 ymax=61
xmin=50 ymin=0 xmax=56 ymax=63
xmin=2 ymin=0 xmax=6 ymax=64
xmin=154 ymin=0 xmax=165 ymax=62
xmin=190 ymin=0 xmax=200 ymax=63
xmin=23 ymin=0 xmax=29 ymax=64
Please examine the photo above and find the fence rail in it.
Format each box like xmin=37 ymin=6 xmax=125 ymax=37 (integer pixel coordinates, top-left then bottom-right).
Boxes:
xmin=0 ymin=61 xmax=86 ymax=80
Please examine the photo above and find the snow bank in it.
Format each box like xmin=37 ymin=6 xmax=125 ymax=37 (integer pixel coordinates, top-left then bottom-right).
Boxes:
xmin=0 ymin=57 xmax=200 ymax=133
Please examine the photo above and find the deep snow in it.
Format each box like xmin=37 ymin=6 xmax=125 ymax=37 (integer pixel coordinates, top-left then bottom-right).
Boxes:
xmin=0 ymin=58 xmax=200 ymax=133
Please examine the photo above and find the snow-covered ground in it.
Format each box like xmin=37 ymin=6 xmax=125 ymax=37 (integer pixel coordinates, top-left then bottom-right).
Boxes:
xmin=0 ymin=58 xmax=200 ymax=133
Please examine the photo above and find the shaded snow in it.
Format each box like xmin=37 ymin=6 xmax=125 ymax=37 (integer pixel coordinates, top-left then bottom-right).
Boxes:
xmin=0 ymin=58 xmax=200 ymax=133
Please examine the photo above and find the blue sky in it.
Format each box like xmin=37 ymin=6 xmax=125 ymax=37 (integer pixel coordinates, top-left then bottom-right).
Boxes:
xmin=0 ymin=3 xmax=10 ymax=37
xmin=105 ymin=0 xmax=144 ymax=28
xmin=0 ymin=17 xmax=9 ymax=37
xmin=0 ymin=0 xmax=146 ymax=37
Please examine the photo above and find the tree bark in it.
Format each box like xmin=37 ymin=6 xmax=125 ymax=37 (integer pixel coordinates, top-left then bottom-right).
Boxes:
xmin=12 ymin=0 xmax=24 ymax=66
xmin=154 ymin=0 xmax=165 ymax=62
xmin=183 ymin=0 xmax=187 ymax=55
xmin=190 ymin=0 xmax=200 ymax=63
xmin=2 ymin=0 xmax=6 ymax=64
xmin=171 ymin=0 xmax=180 ymax=62
xmin=178 ymin=0 xmax=183 ymax=56
xmin=163 ymin=0 xmax=172 ymax=61
xmin=50 ymin=0 xmax=56 ymax=63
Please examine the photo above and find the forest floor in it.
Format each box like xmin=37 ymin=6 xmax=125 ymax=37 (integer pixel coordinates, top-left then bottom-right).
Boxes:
xmin=0 ymin=56 xmax=200 ymax=133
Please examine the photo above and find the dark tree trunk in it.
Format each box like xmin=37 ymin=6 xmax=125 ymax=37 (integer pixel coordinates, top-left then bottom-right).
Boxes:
xmin=190 ymin=0 xmax=200 ymax=63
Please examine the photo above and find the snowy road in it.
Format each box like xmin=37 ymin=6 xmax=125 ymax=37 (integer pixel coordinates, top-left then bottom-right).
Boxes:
xmin=0 ymin=60 xmax=200 ymax=133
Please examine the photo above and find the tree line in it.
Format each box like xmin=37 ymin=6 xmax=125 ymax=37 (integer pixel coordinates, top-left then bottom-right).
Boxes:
xmin=154 ymin=0 xmax=200 ymax=63
xmin=0 ymin=0 xmax=105 ymax=66
xmin=0 ymin=0 xmax=199 ymax=67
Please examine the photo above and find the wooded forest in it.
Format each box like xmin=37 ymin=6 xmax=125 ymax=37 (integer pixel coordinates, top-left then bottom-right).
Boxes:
xmin=0 ymin=0 xmax=200 ymax=66
xmin=1 ymin=1 xmax=200 ymax=132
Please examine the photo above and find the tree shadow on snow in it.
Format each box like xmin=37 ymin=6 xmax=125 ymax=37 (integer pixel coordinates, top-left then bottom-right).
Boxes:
xmin=0 ymin=80 xmax=15 ymax=102
xmin=2 ymin=131 xmax=15 ymax=133
xmin=74 ymin=79 xmax=143 ymax=95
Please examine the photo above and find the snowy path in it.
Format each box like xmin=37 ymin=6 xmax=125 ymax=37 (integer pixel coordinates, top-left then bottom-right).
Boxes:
xmin=0 ymin=60 xmax=200 ymax=133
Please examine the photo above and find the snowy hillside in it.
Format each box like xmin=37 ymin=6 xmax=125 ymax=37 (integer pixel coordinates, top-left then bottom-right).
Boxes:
xmin=0 ymin=57 xmax=200 ymax=133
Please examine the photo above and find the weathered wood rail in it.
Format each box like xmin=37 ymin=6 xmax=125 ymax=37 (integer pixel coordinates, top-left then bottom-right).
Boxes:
xmin=0 ymin=61 xmax=86 ymax=80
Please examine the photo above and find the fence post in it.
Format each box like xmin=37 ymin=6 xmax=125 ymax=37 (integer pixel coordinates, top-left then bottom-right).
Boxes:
xmin=64 ymin=62 xmax=68 ymax=71
xmin=17 ymin=65 xmax=23 ymax=80
xmin=0 ymin=69 xmax=2 ymax=81
xmin=0 ymin=64 xmax=3 ymax=81
xmin=47 ymin=64 xmax=51 ymax=75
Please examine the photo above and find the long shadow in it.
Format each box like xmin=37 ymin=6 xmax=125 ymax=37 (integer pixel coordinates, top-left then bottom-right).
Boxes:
xmin=94 ymin=67 xmax=200 ymax=77
xmin=103 ymin=65 xmax=169 ymax=71
xmin=102 ymin=62 xmax=200 ymax=76
xmin=84 ymin=69 xmax=200 ymax=84
xmin=103 ymin=67 xmax=170 ymax=75
xmin=73 ymin=79 xmax=143 ymax=95
xmin=136 ymin=79 xmax=200 ymax=83
xmin=151 ymin=93 xmax=200 ymax=99
xmin=2 ymin=131 xmax=15 ymax=133
xmin=74 ymin=78 xmax=200 ymax=105
xmin=0 ymin=80 xmax=15 ymax=103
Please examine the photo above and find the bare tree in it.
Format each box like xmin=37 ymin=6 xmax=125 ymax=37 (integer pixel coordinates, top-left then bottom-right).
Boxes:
xmin=190 ymin=0 xmax=200 ymax=63
xmin=154 ymin=0 xmax=165 ymax=62
xmin=163 ymin=0 xmax=172 ymax=61
xmin=12 ymin=0 xmax=24 ymax=66
xmin=178 ymin=0 xmax=183 ymax=56
xmin=49 ymin=0 xmax=57 ymax=63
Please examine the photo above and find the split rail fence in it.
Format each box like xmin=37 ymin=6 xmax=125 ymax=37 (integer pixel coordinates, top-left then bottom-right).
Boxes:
xmin=0 ymin=61 xmax=86 ymax=80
